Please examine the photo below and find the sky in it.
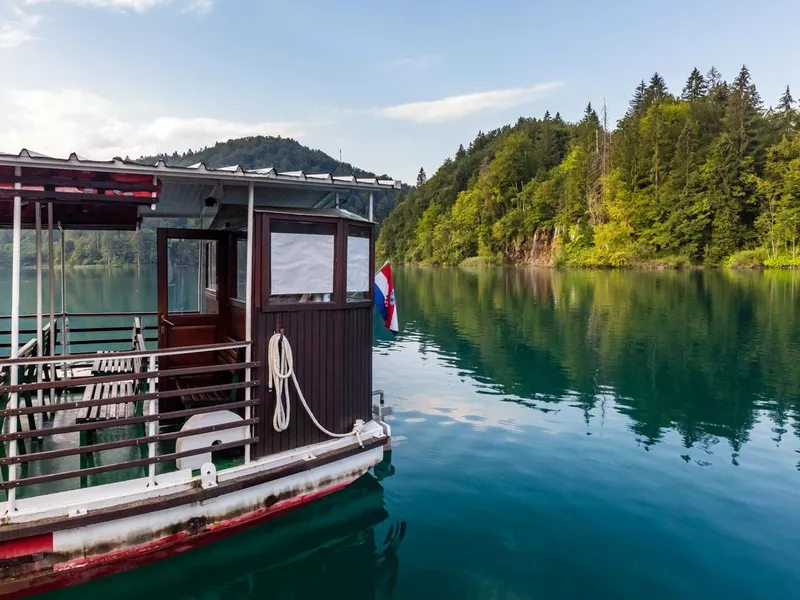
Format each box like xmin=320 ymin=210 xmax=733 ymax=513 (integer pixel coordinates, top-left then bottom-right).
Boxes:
xmin=0 ymin=0 xmax=799 ymax=183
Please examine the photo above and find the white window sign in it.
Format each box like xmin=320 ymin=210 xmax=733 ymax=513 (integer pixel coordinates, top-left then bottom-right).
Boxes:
xmin=271 ymin=232 xmax=334 ymax=295
xmin=347 ymin=236 xmax=370 ymax=292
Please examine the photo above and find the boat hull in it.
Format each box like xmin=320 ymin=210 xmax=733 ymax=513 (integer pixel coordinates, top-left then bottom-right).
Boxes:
xmin=0 ymin=445 xmax=384 ymax=599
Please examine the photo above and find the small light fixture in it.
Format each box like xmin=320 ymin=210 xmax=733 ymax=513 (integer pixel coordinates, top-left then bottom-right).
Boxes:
xmin=150 ymin=203 xmax=157 ymax=211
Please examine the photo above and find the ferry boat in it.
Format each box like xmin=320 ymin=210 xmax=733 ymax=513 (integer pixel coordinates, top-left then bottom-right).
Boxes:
xmin=0 ymin=150 xmax=399 ymax=597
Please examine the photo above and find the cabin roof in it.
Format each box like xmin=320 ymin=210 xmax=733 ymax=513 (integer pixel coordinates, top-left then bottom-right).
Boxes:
xmin=0 ymin=149 xmax=400 ymax=230
xmin=208 ymin=205 xmax=371 ymax=231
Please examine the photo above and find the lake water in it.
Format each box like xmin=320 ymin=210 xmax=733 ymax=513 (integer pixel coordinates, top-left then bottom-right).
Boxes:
xmin=5 ymin=266 xmax=800 ymax=599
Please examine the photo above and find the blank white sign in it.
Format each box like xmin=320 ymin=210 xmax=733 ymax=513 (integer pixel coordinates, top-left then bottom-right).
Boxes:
xmin=347 ymin=236 xmax=370 ymax=292
xmin=271 ymin=232 xmax=334 ymax=295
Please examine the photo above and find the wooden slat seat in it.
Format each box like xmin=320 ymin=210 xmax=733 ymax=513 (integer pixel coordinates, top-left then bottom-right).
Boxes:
xmin=91 ymin=351 xmax=134 ymax=376
xmin=76 ymin=380 xmax=138 ymax=425
xmin=174 ymin=339 xmax=244 ymax=408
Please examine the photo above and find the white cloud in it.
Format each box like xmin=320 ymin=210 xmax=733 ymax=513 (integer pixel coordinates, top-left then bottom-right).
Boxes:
xmin=23 ymin=0 xmax=213 ymax=13
xmin=373 ymin=81 xmax=564 ymax=124
xmin=0 ymin=5 xmax=41 ymax=48
xmin=384 ymin=53 xmax=442 ymax=71
xmin=181 ymin=0 xmax=211 ymax=13
xmin=0 ymin=89 xmax=306 ymax=159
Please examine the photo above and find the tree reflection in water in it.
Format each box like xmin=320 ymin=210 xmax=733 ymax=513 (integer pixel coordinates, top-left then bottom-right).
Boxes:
xmin=388 ymin=267 xmax=800 ymax=464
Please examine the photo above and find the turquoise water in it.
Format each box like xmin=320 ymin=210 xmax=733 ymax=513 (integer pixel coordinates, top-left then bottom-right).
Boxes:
xmin=6 ymin=266 xmax=800 ymax=599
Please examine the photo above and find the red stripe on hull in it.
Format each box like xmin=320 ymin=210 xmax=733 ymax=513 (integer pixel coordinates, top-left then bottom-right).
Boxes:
xmin=0 ymin=534 xmax=53 ymax=560
xmin=1 ymin=477 xmax=355 ymax=600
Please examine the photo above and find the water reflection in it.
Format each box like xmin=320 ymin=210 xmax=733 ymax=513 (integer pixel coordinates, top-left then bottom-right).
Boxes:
xmin=48 ymin=471 xmax=405 ymax=600
xmin=386 ymin=267 xmax=800 ymax=465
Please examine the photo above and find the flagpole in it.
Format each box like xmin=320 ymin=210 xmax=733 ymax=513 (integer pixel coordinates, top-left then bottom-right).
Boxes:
xmin=376 ymin=259 xmax=390 ymax=274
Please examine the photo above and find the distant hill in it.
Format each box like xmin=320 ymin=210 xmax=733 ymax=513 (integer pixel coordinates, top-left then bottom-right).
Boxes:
xmin=140 ymin=135 xmax=401 ymax=223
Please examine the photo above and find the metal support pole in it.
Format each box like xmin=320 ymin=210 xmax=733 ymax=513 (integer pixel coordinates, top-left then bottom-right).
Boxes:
xmin=48 ymin=204 xmax=55 ymax=406
xmin=7 ymin=166 xmax=22 ymax=513
xmin=35 ymin=203 xmax=43 ymax=428
xmin=147 ymin=356 xmax=157 ymax=486
xmin=59 ymin=224 xmax=69 ymax=378
xmin=369 ymin=192 xmax=374 ymax=222
xmin=244 ymin=182 xmax=254 ymax=465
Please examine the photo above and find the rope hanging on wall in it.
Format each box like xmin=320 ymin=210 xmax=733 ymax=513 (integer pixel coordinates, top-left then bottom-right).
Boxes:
xmin=267 ymin=332 xmax=364 ymax=446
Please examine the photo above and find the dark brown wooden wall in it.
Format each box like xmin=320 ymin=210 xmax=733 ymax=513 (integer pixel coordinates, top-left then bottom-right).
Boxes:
xmin=254 ymin=306 xmax=373 ymax=457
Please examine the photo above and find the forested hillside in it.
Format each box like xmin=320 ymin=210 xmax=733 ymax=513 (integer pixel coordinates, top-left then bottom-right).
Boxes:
xmin=378 ymin=66 xmax=800 ymax=268
xmin=0 ymin=136 xmax=399 ymax=267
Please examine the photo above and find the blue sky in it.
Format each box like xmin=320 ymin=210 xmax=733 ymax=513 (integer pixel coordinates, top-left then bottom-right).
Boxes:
xmin=1 ymin=0 xmax=798 ymax=182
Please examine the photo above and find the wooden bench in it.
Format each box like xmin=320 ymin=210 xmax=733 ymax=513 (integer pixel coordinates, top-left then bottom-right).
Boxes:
xmin=90 ymin=317 xmax=143 ymax=376
xmin=77 ymin=335 xmax=147 ymax=453
xmin=92 ymin=352 xmax=134 ymax=375
xmin=174 ymin=340 xmax=245 ymax=408
xmin=76 ymin=381 xmax=138 ymax=433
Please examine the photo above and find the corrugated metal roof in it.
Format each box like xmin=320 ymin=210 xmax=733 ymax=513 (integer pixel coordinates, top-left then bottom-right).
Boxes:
xmin=0 ymin=149 xmax=402 ymax=191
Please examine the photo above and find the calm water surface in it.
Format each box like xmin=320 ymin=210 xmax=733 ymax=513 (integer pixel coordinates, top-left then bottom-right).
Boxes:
xmin=6 ymin=266 xmax=800 ymax=599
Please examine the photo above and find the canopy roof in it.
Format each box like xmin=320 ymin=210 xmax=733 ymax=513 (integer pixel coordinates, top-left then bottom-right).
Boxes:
xmin=0 ymin=149 xmax=400 ymax=230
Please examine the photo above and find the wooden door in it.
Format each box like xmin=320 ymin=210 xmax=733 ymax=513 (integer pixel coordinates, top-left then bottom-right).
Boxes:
xmin=157 ymin=229 xmax=230 ymax=371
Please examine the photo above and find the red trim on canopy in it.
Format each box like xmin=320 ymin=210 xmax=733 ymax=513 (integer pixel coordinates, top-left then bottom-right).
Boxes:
xmin=0 ymin=165 xmax=158 ymax=230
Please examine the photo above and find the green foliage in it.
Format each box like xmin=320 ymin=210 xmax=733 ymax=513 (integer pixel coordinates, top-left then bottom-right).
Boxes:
xmin=726 ymin=248 xmax=767 ymax=268
xmin=459 ymin=256 xmax=501 ymax=267
xmin=378 ymin=65 xmax=800 ymax=269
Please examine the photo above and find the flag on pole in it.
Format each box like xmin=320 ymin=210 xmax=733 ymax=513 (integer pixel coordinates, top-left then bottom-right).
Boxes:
xmin=374 ymin=262 xmax=399 ymax=334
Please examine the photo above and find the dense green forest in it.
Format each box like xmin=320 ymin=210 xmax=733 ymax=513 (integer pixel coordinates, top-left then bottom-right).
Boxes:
xmin=0 ymin=136 xmax=399 ymax=267
xmin=378 ymin=66 xmax=800 ymax=268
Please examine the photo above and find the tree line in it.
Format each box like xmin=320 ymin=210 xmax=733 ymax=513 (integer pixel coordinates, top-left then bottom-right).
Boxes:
xmin=377 ymin=66 xmax=800 ymax=268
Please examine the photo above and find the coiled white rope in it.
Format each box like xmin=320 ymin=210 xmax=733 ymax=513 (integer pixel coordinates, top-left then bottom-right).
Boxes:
xmin=268 ymin=333 xmax=365 ymax=446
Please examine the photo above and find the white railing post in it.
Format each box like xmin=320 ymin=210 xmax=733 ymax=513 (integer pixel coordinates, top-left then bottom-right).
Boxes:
xmin=244 ymin=182 xmax=255 ymax=464
xmin=369 ymin=191 xmax=374 ymax=222
xmin=147 ymin=356 xmax=157 ymax=486
xmin=7 ymin=165 xmax=22 ymax=514
xmin=35 ymin=202 xmax=43 ymax=430
xmin=60 ymin=224 xmax=70 ymax=380
xmin=48 ymin=204 xmax=55 ymax=406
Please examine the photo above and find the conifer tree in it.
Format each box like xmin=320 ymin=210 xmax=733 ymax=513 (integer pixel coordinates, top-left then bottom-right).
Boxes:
xmin=416 ymin=167 xmax=427 ymax=187
xmin=682 ymin=68 xmax=707 ymax=101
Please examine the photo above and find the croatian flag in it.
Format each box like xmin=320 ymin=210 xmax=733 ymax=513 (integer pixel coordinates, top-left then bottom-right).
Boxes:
xmin=374 ymin=263 xmax=399 ymax=334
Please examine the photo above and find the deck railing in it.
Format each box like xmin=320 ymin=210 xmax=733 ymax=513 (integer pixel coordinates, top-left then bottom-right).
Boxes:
xmin=0 ymin=311 xmax=159 ymax=355
xmin=0 ymin=339 xmax=259 ymax=513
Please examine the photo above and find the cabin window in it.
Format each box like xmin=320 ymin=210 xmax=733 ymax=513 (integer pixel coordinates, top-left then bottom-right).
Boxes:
xmin=236 ymin=238 xmax=247 ymax=300
xmin=269 ymin=220 xmax=336 ymax=304
xmin=346 ymin=227 xmax=371 ymax=302
xmin=167 ymin=238 xmax=218 ymax=314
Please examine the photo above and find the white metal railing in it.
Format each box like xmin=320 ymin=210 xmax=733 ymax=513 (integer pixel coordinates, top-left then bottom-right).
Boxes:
xmin=0 ymin=340 xmax=258 ymax=514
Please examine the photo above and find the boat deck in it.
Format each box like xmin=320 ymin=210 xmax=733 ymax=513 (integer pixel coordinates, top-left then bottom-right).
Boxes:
xmin=1 ymin=318 xmax=255 ymax=505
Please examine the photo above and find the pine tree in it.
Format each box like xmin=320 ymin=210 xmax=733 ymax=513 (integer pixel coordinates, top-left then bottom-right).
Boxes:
xmin=703 ymin=135 xmax=746 ymax=264
xmin=725 ymin=65 xmax=763 ymax=157
xmin=543 ymin=110 xmax=551 ymax=121
xmin=706 ymin=66 xmax=728 ymax=104
xmin=583 ymin=102 xmax=599 ymax=125
xmin=707 ymin=66 xmax=723 ymax=89
xmin=646 ymin=72 xmax=668 ymax=105
xmin=777 ymin=85 xmax=796 ymax=136
xmin=628 ymin=80 xmax=647 ymax=116
xmin=779 ymin=85 xmax=794 ymax=113
xmin=682 ymin=68 xmax=707 ymax=101
xmin=416 ymin=167 xmax=428 ymax=187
